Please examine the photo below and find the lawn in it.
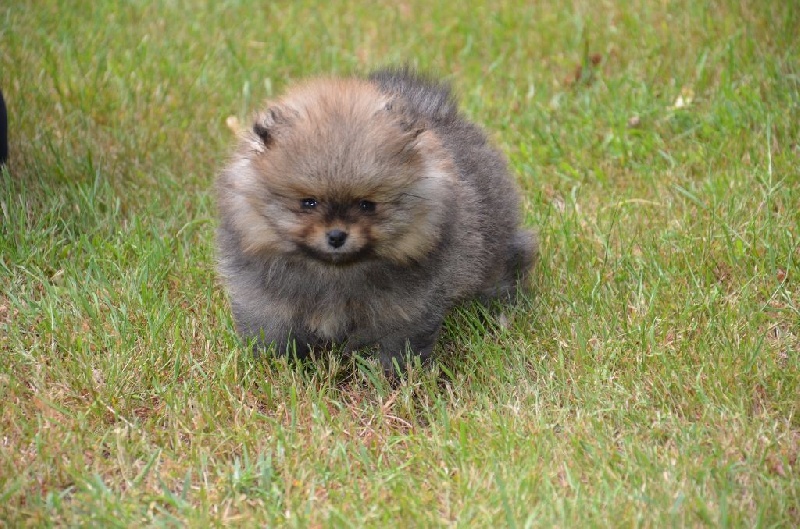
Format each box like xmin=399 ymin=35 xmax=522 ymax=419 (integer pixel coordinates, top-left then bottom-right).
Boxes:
xmin=1 ymin=0 xmax=798 ymax=526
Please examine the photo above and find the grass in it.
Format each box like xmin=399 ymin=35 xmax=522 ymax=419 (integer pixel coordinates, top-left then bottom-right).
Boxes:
xmin=1 ymin=0 xmax=798 ymax=526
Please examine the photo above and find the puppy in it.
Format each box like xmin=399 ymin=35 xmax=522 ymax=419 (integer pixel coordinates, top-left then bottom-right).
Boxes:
xmin=216 ymin=68 xmax=537 ymax=373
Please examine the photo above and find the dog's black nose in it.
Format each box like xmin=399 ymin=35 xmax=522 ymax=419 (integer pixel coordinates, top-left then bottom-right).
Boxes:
xmin=327 ymin=229 xmax=348 ymax=248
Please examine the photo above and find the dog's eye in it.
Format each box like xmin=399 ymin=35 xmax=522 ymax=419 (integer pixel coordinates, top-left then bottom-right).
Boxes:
xmin=300 ymin=198 xmax=318 ymax=209
xmin=358 ymin=200 xmax=376 ymax=213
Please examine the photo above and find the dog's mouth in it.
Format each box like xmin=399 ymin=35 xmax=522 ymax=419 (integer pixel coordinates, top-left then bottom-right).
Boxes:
xmin=298 ymin=244 xmax=373 ymax=266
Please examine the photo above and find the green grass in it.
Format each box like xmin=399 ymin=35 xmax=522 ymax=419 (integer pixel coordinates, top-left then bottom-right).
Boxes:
xmin=1 ymin=0 xmax=798 ymax=526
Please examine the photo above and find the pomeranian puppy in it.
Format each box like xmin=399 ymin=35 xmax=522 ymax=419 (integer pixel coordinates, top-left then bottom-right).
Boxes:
xmin=216 ymin=68 xmax=537 ymax=373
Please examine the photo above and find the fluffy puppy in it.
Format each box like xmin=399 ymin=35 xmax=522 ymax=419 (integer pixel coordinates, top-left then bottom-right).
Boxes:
xmin=216 ymin=68 xmax=537 ymax=372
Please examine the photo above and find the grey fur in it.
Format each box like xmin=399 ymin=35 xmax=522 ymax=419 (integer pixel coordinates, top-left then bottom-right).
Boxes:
xmin=216 ymin=68 xmax=537 ymax=373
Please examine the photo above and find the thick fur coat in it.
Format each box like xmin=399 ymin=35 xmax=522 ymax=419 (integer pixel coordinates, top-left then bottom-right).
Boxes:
xmin=216 ymin=68 xmax=537 ymax=371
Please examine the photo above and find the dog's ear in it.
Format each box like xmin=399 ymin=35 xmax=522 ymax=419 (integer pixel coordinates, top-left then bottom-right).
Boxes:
xmin=380 ymin=98 xmax=421 ymax=131
xmin=379 ymin=98 xmax=429 ymax=160
xmin=252 ymin=105 xmax=292 ymax=148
